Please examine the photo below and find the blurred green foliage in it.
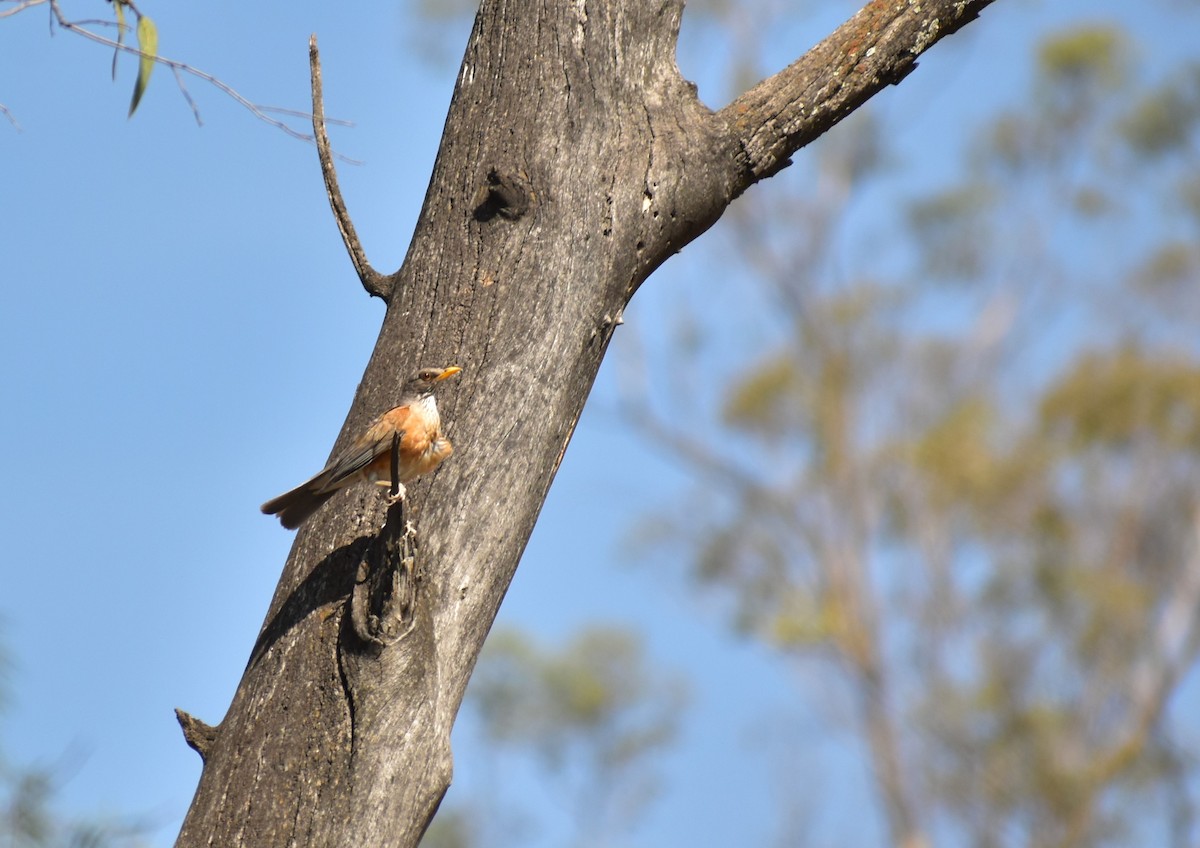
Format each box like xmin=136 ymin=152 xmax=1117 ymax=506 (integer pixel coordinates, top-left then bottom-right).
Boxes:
xmin=628 ymin=13 xmax=1200 ymax=848
xmin=446 ymin=625 xmax=686 ymax=847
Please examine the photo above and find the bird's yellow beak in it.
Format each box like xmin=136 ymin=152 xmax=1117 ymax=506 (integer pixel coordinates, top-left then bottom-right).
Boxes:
xmin=435 ymin=366 xmax=463 ymax=381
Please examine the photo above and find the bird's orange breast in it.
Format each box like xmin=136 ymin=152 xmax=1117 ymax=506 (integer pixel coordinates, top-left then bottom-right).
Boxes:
xmin=361 ymin=401 xmax=451 ymax=484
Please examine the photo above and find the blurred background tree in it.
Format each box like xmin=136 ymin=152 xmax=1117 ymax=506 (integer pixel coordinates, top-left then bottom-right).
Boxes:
xmin=0 ymin=638 xmax=146 ymax=848
xmin=427 ymin=626 xmax=685 ymax=848
xmin=615 ymin=9 xmax=1200 ymax=848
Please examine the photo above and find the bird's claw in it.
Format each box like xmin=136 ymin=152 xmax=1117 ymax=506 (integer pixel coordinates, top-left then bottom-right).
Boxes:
xmin=386 ymin=483 xmax=408 ymax=505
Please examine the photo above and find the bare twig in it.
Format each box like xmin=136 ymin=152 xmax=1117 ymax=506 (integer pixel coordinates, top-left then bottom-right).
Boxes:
xmin=309 ymin=34 xmax=389 ymax=300
xmin=0 ymin=101 xmax=20 ymax=129
xmin=45 ymin=0 xmax=314 ymax=140
xmin=0 ymin=0 xmax=46 ymax=19
xmin=170 ymin=64 xmax=203 ymax=126
xmin=5 ymin=0 xmax=350 ymax=143
xmin=261 ymin=104 xmax=352 ymax=125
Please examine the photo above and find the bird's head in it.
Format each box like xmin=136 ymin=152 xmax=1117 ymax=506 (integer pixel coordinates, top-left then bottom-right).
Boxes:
xmin=402 ymin=365 xmax=463 ymax=398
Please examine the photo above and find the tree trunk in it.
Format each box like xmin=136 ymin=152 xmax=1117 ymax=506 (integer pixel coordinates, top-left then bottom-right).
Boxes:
xmin=175 ymin=1 xmax=997 ymax=845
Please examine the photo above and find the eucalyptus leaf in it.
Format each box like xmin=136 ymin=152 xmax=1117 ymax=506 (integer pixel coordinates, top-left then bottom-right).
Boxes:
xmin=128 ymin=15 xmax=158 ymax=117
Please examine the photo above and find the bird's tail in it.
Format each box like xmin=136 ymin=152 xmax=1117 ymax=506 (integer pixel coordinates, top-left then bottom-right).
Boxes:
xmin=260 ymin=484 xmax=338 ymax=530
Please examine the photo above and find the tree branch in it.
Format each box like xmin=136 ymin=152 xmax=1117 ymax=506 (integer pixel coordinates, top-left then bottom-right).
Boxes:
xmin=2 ymin=0 xmax=350 ymax=143
xmin=0 ymin=0 xmax=44 ymax=19
xmin=309 ymin=35 xmax=390 ymax=301
xmin=719 ymin=0 xmax=999 ymax=193
xmin=175 ymin=708 xmax=218 ymax=762
xmin=0 ymin=100 xmax=20 ymax=129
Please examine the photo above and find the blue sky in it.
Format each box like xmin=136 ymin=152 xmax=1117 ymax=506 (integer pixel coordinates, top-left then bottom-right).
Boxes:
xmin=2 ymin=1 xmax=1198 ymax=845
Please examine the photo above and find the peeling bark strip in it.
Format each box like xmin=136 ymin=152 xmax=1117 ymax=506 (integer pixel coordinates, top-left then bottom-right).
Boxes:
xmin=176 ymin=1 xmax=997 ymax=846
xmin=348 ymin=500 xmax=420 ymax=648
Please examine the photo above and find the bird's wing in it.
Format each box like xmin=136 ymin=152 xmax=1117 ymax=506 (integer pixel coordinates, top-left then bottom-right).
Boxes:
xmin=308 ymin=406 xmax=412 ymax=495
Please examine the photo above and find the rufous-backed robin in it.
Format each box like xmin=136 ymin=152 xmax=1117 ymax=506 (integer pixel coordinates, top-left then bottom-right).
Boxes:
xmin=261 ymin=365 xmax=462 ymax=529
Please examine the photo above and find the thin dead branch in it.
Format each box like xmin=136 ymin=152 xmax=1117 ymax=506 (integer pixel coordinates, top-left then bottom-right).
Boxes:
xmin=0 ymin=100 xmax=20 ymax=129
xmin=309 ymin=34 xmax=389 ymax=300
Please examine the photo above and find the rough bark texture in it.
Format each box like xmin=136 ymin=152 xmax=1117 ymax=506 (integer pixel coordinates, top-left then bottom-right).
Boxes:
xmin=176 ymin=1 xmax=997 ymax=845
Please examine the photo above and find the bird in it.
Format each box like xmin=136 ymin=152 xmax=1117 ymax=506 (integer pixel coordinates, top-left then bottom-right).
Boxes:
xmin=261 ymin=365 xmax=463 ymax=529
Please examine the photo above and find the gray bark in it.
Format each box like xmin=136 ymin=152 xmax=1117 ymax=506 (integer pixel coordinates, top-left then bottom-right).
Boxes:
xmin=175 ymin=0 xmax=997 ymax=845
